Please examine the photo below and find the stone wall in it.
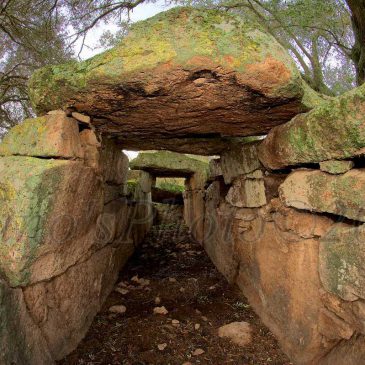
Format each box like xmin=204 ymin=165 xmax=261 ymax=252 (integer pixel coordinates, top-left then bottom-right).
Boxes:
xmin=203 ymin=84 xmax=365 ymax=364
xmin=0 ymin=112 xmax=154 ymax=364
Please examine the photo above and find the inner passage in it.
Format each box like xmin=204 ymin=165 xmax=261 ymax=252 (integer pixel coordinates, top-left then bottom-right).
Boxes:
xmin=57 ymin=178 xmax=290 ymax=365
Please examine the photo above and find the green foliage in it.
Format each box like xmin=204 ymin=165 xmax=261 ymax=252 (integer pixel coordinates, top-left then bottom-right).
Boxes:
xmin=157 ymin=181 xmax=185 ymax=193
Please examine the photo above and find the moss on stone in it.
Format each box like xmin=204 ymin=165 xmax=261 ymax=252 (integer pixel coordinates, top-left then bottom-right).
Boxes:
xmin=130 ymin=151 xmax=209 ymax=179
xmin=29 ymin=7 xmax=305 ymax=114
xmin=260 ymin=83 xmax=365 ymax=169
xmin=320 ymin=224 xmax=365 ymax=301
xmin=0 ymin=157 xmax=67 ymax=286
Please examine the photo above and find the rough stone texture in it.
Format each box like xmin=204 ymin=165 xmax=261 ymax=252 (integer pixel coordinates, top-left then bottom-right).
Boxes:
xmin=203 ymin=180 xmax=238 ymax=283
xmin=23 ymin=241 xmax=134 ymax=361
xmin=0 ymin=157 xmax=103 ymax=286
xmin=208 ymin=158 xmax=222 ymax=181
xmin=259 ymin=84 xmax=365 ymax=170
xmin=100 ymin=139 xmax=129 ymax=185
xmin=218 ymin=322 xmax=252 ymax=347
xmin=221 ymin=142 xmax=262 ymax=184
xmin=184 ymin=188 xmax=205 ymax=244
xmin=319 ymin=160 xmax=354 ymax=174
xmin=0 ymin=280 xmax=53 ymax=365
xmin=263 ymin=173 xmax=287 ymax=203
xmin=226 ymin=173 xmax=267 ymax=208
xmin=80 ymin=129 xmax=101 ymax=170
xmin=232 ymin=200 xmax=336 ymax=364
xmin=116 ymin=136 xmax=247 ymax=156
xmin=130 ymin=151 xmax=208 ymax=178
xmin=320 ymin=335 xmax=365 ymax=365
xmin=319 ymin=224 xmax=365 ymax=301
xmin=280 ymin=169 xmax=365 ymax=222
xmin=0 ymin=114 xmax=83 ymax=159
xmin=29 ymin=7 xmax=320 ymax=154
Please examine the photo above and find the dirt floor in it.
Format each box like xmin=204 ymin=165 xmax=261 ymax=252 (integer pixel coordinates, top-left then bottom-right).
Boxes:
xmin=59 ymin=204 xmax=292 ymax=365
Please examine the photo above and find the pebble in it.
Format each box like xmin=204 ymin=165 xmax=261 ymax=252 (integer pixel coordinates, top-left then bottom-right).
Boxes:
xmin=194 ymin=323 xmax=201 ymax=330
xmin=153 ymin=306 xmax=168 ymax=315
xmin=114 ymin=287 xmax=129 ymax=295
xmin=109 ymin=305 xmax=126 ymax=314
xmin=155 ymin=296 xmax=161 ymax=305
xmin=192 ymin=348 xmax=205 ymax=356
xmin=169 ymin=277 xmax=177 ymax=283
xmin=157 ymin=343 xmax=167 ymax=351
xmin=172 ymin=319 xmax=180 ymax=326
xmin=218 ymin=321 xmax=252 ymax=347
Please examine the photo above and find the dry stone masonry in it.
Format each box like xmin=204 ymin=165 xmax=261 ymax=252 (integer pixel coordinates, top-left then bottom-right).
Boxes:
xmin=1 ymin=6 xmax=365 ymax=365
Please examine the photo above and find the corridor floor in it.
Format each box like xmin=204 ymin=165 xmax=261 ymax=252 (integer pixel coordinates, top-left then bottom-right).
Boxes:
xmin=58 ymin=204 xmax=291 ymax=365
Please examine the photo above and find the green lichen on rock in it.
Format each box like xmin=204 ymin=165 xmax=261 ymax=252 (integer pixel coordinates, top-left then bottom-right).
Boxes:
xmin=0 ymin=113 xmax=83 ymax=159
xmin=319 ymin=160 xmax=354 ymax=174
xmin=29 ymin=7 xmax=306 ymax=114
xmin=259 ymin=83 xmax=365 ymax=169
xmin=280 ymin=169 xmax=365 ymax=222
xmin=130 ymin=151 xmax=209 ymax=179
xmin=319 ymin=224 xmax=365 ymax=301
xmin=0 ymin=156 xmax=68 ymax=286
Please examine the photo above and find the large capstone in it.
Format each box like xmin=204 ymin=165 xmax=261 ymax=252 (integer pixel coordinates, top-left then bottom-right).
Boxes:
xmin=29 ymin=7 xmax=320 ymax=154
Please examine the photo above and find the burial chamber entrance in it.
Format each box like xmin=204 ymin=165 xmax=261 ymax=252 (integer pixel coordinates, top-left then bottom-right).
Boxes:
xmin=2 ymin=6 xmax=365 ymax=365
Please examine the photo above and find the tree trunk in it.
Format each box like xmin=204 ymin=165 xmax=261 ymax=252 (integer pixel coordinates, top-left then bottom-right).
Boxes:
xmin=346 ymin=0 xmax=365 ymax=85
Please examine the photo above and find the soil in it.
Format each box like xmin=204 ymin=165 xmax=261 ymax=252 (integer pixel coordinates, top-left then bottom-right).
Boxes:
xmin=58 ymin=204 xmax=292 ymax=365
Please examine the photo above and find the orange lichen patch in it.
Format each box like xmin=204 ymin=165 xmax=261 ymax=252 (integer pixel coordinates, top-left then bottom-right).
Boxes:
xmin=237 ymin=56 xmax=292 ymax=95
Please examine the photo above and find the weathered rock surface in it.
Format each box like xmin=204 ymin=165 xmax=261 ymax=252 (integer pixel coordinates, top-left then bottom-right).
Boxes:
xmin=218 ymin=321 xmax=252 ymax=346
xmin=208 ymin=158 xmax=222 ymax=181
xmin=130 ymin=151 xmax=208 ymax=178
xmin=232 ymin=201 xmax=336 ymax=364
xmin=319 ymin=160 xmax=354 ymax=174
xmin=221 ymin=142 xmax=262 ymax=184
xmin=115 ymin=136 xmax=246 ymax=156
xmin=0 ymin=114 xmax=83 ymax=159
xmin=226 ymin=172 xmax=266 ymax=208
xmin=29 ymin=8 xmax=319 ymax=154
xmin=259 ymin=84 xmax=365 ymax=169
xmin=203 ymin=181 xmax=238 ymax=283
xmin=280 ymin=169 xmax=365 ymax=222
xmin=0 ymin=280 xmax=53 ymax=365
xmin=23 ymin=241 xmax=134 ymax=360
xmin=319 ymin=224 xmax=365 ymax=301
xmin=100 ymin=139 xmax=129 ymax=185
xmin=0 ymin=157 xmax=103 ymax=286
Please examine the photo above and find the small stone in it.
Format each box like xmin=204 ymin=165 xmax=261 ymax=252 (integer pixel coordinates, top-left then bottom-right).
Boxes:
xmin=172 ymin=319 xmax=180 ymax=326
xmin=179 ymin=287 xmax=185 ymax=292
xmin=155 ymin=297 xmax=161 ymax=305
xmin=202 ymin=316 xmax=208 ymax=322
xmin=109 ymin=305 xmax=127 ymax=314
xmin=195 ymin=323 xmax=201 ymax=330
xmin=169 ymin=277 xmax=177 ymax=283
xmin=192 ymin=348 xmax=205 ymax=356
xmin=319 ymin=160 xmax=354 ymax=174
xmin=115 ymin=287 xmax=129 ymax=295
xmin=218 ymin=321 xmax=252 ymax=347
xmin=72 ymin=111 xmax=91 ymax=125
xmin=153 ymin=306 xmax=168 ymax=315
xmin=157 ymin=343 xmax=167 ymax=351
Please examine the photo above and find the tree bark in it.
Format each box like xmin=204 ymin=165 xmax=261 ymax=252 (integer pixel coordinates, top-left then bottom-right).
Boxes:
xmin=346 ymin=0 xmax=365 ymax=85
